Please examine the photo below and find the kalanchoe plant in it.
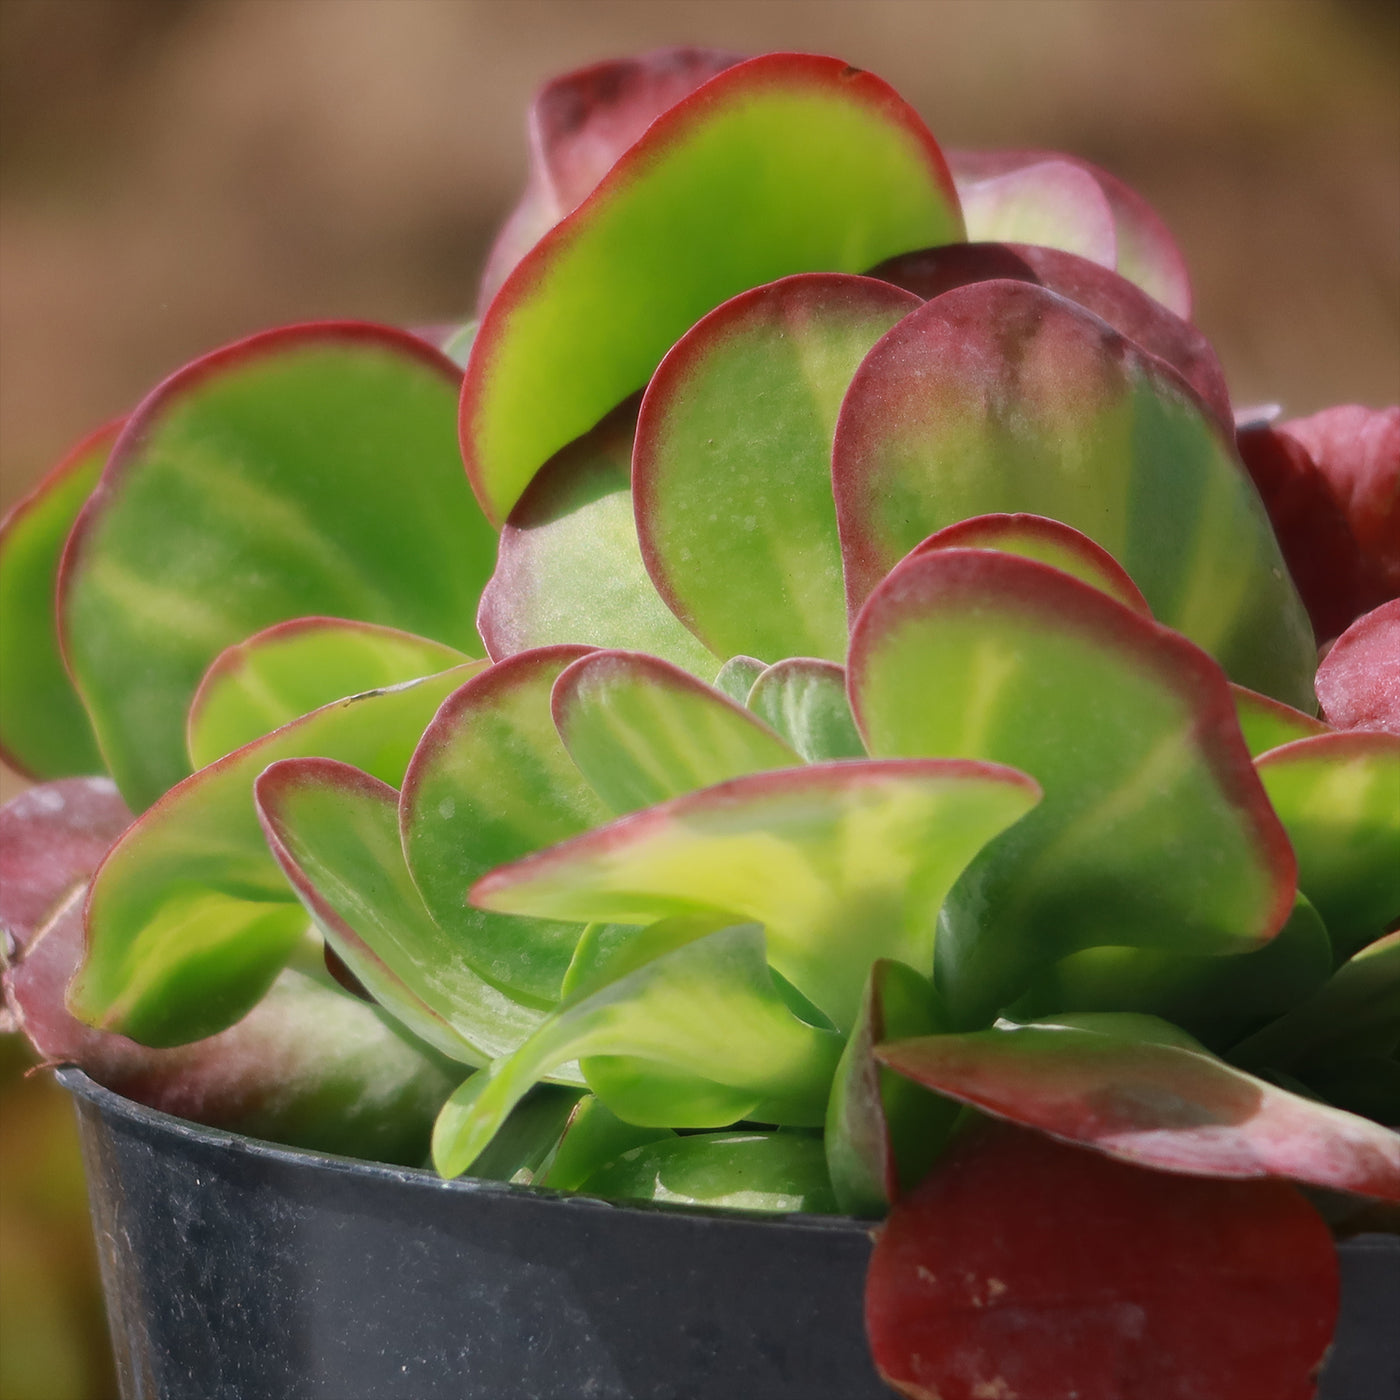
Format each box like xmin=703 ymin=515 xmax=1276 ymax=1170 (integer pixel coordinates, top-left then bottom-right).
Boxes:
xmin=2 ymin=46 xmax=1398 ymax=1399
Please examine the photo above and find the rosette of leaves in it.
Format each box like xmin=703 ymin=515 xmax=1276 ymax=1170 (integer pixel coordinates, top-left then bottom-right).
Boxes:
xmin=3 ymin=48 xmax=1398 ymax=1400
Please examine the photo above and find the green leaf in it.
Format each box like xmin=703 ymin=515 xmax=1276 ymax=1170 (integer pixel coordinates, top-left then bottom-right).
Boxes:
xmin=0 ymin=419 xmax=116 ymax=778
xmin=712 ymin=654 xmax=765 ymax=705
xmin=471 ymin=758 xmax=1040 ymax=1033
xmin=576 ymin=1131 xmax=838 ymax=1214
xmin=468 ymin=1082 xmax=583 ymax=1184
xmin=848 ymin=548 xmax=1297 ymax=1025
xmin=400 ymin=646 xmax=612 ymax=1004
xmin=877 ymin=1014 xmax=1400 ymax=1198
xmin=834 ymin=280 xmax=1316 ymax=707
xmin=69 ymin=662 xmax=481 ymax=1045
xmin=476 ymin=399 xmax=716 ymax=675
xmin=461 ymin=52 xmax=963 ymax=524
xmin=430 ymin=922 xmax=843 ymax=1177
xmin=189 ymin=617 xmax=468 ymax=768
xmin=1256 ymin=732 xmax=1400 ymax=960
xmin=552 ymin=649 xmax=799 ymax=814
xmin=1231 ymin=684 xmax=1328 ymax=758
xmin=255 ymin=757 xmax=551 ymax=1067
xmin=60 ymin=324 xmax=496 ymax=809
xmin=747 ymin=658 xmax=866 ymax=762
xmin=537 ymin=1095 xmax=673 ymax=1192
xmin=633 ymin=273 xmax=918 ymax=661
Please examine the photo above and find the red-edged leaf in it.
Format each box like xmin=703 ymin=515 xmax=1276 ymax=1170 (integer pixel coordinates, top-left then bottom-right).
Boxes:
xmin=1315 ymin=600 xmax=1400 ymax=735
xmin=869 ymin=241 xmax=1230 ymax=429
xmin=948 ymin=147 xmax=1193 ymax=316
xmin=866 ymin=1118 xmax=1338 ymax=1400
xmin=876 ymin=1016 xmax=1400 ymax=1199
xmin=1232 ymin=683 xmax=1330 ymax=758
xmin=477 ymin=47 xmax=744 ymax=311
xmin=951 ymin=159 xmax=1116 ymax=267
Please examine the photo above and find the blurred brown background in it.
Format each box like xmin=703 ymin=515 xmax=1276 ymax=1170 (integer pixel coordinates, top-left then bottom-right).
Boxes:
xmin=1 ymin=2 xmax=1396 ymax=1396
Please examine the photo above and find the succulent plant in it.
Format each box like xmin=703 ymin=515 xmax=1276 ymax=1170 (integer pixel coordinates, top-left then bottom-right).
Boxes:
xmin=3 ymin=46 xmax=1398 ymax=1399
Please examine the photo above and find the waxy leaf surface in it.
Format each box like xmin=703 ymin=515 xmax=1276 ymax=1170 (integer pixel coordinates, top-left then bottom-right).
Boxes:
xmin=256 ymin=758 xmax=547 ymax=1066
xmin=1231 ymin=684 xmax=1328 ymax=758
xmin=552 ymin=650 xmax=799 ymax=814
xmin=400 ymin=647 xmax=611 ymax=1004
xmin=867 ymin=1121 xmax=1337 ymax=1400
xmin=189 ymin=617 xmax=468 ymax=768
xmin=472 ymin=759 xmax=1040 ymax=1032
xmin=712 ymin=654 xmax=765 ymax=705
xmin=634 ymin=273 xmax=918 ymax=661
xmin=0 ymin=421 xmax=117 ymax=779
xmin=537 ymin=1094 xmax=673 ymax=1191
xmin=1256 ymin=731 xmax=1400 ymax=959
xmin=60 ymin=323 xmax=493 ymax=808
xmin=70 ymin=663 xmax=481 ymax=1045
xmin=877 ymin=1014 xmax=1400 ymax=1198
xmin=746 ymin=658 xmax=865 ymax=762
xmin=432 ymin=922 xmax=841 ymax=1176
xmin=849 ymin=549 xmax=1296 ymax=1022
xmin=953 ymin=160 xmax=1116 ymax=267
xmin=834 ymin=281 xmax=1315 ymax=706
xmin=476 ymin=400 xmax=714 ymax=674
xmin=1314 ymin=599 xmax=1400 ymax=735
xmin=461 ymin=52 xmax=962 ymax=524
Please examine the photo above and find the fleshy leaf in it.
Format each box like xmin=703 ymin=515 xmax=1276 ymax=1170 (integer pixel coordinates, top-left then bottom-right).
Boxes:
xmin=867 ymin=1120 xmax=1337 ymax=1400
xmin=633 ymin=273 xmax=919 ymax=661
xmin=1256 ymin=731 xmax=1400 ymax=959
xmin=255 ymin=758 xmax=548 ymax=1066
xmin=825 ymin=959 xmax=956 ymax=1216
xmin=953 ymin=160 xmax=1116 ymax=267
xmin=551 ymin=649 xmax=799 ymax=814
xmin=848 ymin=549 xmax=1296 ymax=1023
xmin=948 ymin=147 xmax=1193 ymax=315
xmin=869 ymin=242 xmax=1229 ymax=428
xmin=877 ymin=1014 xmax=1400 ymax=1197
xmin=1231 ymin=683 xmax=1328 ymax=757
xmin=471 ymin=758 xmax=1040 ymax=1033
xmin=1314 ymin=600 xmax=1400 ymax=735
xmin=189 ymin=617 xmax=468 ymax=768
xmin=907 ymin=513 xmax=1151 ymax=615
xmin=69 ymin=663 xmax=482 ymax=1045
xmin=430 ymin=922 xmax=842 ymax=1177
xmin=537 ymin=1094 xmax=673 ymax=1192
xmin=834 ymin=280 xmax=1315 ymax=706
xmin=467 ymin=1083 xmax=583 ymax=1184
xmin=400 ymin=646 xmax=611 ymax=1004
xmin=59 ymin=323 xmax=494 ymax=808
xmin=577 ymin=1131 xmax=837 ymax=1214
xmin=461 ymin=52 xmax=963 ymax=524
xmin=0 ymin=420 xmax=117 ymax=779
xmin=476 ymin=399 xmax=715 ymax=673
xmin=746 ymin=658 xmax=866 ymax=762
xmin=477 ymin=48 xmax=743 ymax=312
xmin=712 ymin=654 xmax=765 ymax=705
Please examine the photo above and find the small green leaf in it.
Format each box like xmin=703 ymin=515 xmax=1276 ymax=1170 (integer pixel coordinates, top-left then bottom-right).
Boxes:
xmin=189 ymin=617 xmax=468 ymax=768
xmin=468 ymin=1082 xmax=583 ymax=1184
xmin=747 ymin=658 xmax=866 ymax=762
xmin=1232 ymin=684 xmax=1328 ymax=758
xmin=537 ymin=1095 xmax=673 ymax=1192
xmin=712 ymin=654 xmax=765 ymax=705
xmin=552 ymin=649 xmax=799 ymax=814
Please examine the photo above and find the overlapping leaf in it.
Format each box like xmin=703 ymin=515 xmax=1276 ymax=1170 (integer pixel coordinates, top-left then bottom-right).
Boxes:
xmin=746 ymin=658 xmax=865 ymax=762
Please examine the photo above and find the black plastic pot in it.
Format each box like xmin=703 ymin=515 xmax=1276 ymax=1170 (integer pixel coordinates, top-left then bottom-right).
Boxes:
xmin=62 ymin=1068 xmax=1399 ymax=1400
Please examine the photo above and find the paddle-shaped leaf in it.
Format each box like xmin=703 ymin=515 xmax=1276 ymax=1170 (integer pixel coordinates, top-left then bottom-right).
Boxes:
xmin=255 ymin=758 xmax=548 ymax=1067
xmin=948 ymin=147 xmax=1194 ymax=315
xmin=953 ymin=160 xmax=1116 ymax=267
xmin=712 ymin=654 xmax=765 ymax=705
xmin=825 ymin=959 xmax=956 ymax=1216
xmin=60 ymin=323 xmax=493 ymax=808
xmin=189 ymin=617 xmax=468 ymax=768
xmin=461 ymin=53 xmax=963 ymax=524
xmin=0 ymin=420 xmax=117 ymax=779
xmin=400 ymin=647 xmax=611 ymax=1004
xmin=476 ymin=400 xmax=715 ymax=673
xmin=1231 ymin=684 xmax=1329 ymax=757
xmin=876 ymin=1014 xmax=1400 ymax=1197
xmin=1314 ymin=599 xmax=1400 ymax=735
xmin=869 ymin=242 xmax=1229 ymax=428
xmin=849 ymin=549 xmax=1296 ymax=1023
xmin=867 ymin=1120 xmax=1337 ymax=1400
xmin=577 ymin=1131 xmax=837 ymax=1214
xmin=746 ymin=658 xmax=865 ymax=762
xmin=551 ymin=650 xmax=799 ymax=814
xmin=69 ymin=663 xmax=482 ymax=1045
xmin=431 ymin=922 xmax=842 ymax=1177
xmin=1256 ymin=731 xmax=1400 ymax=959
xmin=834 ymin=280 xmax=1316 ymax=706
xmin=634 ymin=273 xmax=919 ymax=661
xmin=471 ymin=759 xmax=1040 ymax=1032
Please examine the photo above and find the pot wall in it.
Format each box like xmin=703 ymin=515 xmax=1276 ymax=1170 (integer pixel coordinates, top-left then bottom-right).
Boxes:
xmin=60 ymin=1069 xmax=1400 ymax=1400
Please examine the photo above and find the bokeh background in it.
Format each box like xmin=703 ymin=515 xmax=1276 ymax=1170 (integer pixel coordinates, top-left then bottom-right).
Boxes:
xmin=1 ymin=2 xmax=1396 ymax=1395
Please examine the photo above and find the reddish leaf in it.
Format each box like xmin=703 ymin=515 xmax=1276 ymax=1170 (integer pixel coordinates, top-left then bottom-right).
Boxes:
xmin=1315 ymin=601 xmax=1400 ymax=735
xmin=866 ymin=1119 xmax=1338 ymax=1400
